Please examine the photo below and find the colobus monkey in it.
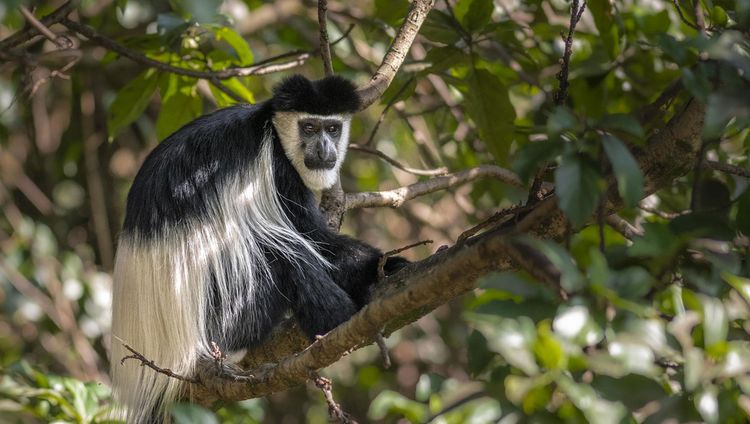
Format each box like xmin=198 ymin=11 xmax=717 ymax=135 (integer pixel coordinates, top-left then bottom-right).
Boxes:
xmin=111 ymin=75 xmax=407 ymax=423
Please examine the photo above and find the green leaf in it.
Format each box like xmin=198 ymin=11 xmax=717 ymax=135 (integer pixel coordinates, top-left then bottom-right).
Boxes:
xmin=555 ymin=154 xmax=602 ymax=227
xmin=107 ymin=69 xmax=159 ymax=139
xmin=723 ymin=272 xmax=750 ymax=305
xmin=629 ymin=222 xmax=682 ymax=258
xmin=421 ymin=46 xmax=468 ymax=75
xmin=421 ymin=11 xmax=462 ymax=44
xmin=588 ymin=0 xmax=620 ymax=59
xmin=547 ymin=107 xmax=578 ymax=138
xmin=525 ymin=239 xmax=586 ymax=293
xmin=156 ymin=75 xmax=202 ymax=140
xmin=463 ymin=69 xmax=516 ymax=164
xmin=606 ymin=266 xmax=654 ymax=299
xmin=453 ymin=0 xmax=494 ymax=32
xmin=682 ymin=67 xmax=710 ymax=103
xmin=368 ymin=390 xmax=428 ymax=422
xmin=512 ymin=140 xmax=564 ymax=183
xmin=467 ymin=330 xmax=495 ymax=376
xmin=171 ymin=403 xmax=218 ymax=424
xmin=375 ymin=0 xmax=410 ymax=26
xmin=213 ymin=27 xmax=253 ymax=65
xmin=597 ymin=114 xmax=645 ymax=140
xmin=602 ymin=134 xmax=644 ymax=207
xmin=209 ymin=78 xmax=255 ymax=107
xmin=381 ymin=76 xmax=416 ymax=105
xmin=704 ymin=88 xmax=750 ymax=139
xmin=533 ymin=323 xmax=566 ymax=370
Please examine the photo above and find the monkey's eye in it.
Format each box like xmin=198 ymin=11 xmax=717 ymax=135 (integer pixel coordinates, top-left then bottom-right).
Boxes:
xmin=302 ymin=123 xmax=316 ymax=134
xmin=326 ymin=124 xmax=341 ymax=134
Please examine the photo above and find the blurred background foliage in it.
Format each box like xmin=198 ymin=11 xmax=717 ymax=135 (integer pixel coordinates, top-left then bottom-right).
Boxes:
xmin=1 ymin=0 xmax=750 ymax=422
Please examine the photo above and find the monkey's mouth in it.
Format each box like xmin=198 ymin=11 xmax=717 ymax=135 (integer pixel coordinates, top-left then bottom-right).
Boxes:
xmin=304 ymin=158 xmax=337 ymax=170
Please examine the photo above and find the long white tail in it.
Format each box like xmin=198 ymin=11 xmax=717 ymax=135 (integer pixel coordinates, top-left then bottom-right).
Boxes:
xmin=111 ymin=234 xmax=207 ymax=423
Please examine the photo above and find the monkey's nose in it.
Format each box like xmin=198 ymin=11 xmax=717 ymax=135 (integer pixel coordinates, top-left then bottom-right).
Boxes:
xmin=317 ymin=142 xmax=336 ymax=162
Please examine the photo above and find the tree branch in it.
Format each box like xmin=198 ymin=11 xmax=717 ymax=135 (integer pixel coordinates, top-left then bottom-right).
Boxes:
xmin=355 ymin=0 xmax=436 ymax=110
xmin=702 ymin=160 xmax=750 ymax=179
xmin=348 ymin=144 xmax=448 ymax=176
xmin=0 ymin=0 xmax=78 ymax=51
xmin=344 ymin=165 xmax=523 ymax=209
xmin=60 ymin=18 xmax=311 ymax=80
xmin=318 ymin=0 xmax=334 ymax=76
xmin=187 ymin=97 xmax=705 ymax=405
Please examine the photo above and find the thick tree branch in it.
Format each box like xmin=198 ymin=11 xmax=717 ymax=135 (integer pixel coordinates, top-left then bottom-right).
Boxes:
xmin=188 ymin=98 xmax=705 ymax=405
xmin=355 ymin=0 xmax=435 ymax=110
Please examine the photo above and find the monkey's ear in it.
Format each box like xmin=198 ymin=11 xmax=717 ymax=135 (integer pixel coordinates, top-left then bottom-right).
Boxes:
xmin=271 ymin=74 xmax=360 ymax=115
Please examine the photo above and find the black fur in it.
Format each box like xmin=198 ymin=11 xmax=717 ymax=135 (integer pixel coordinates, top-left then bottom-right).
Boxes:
xmin=272 ymin=74 xmax=361 ymax=115
xmin=122 ymin=76 xmax=405 ymax=352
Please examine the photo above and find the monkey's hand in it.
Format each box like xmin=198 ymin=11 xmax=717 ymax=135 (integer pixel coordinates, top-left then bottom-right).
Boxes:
xmin=382 ymin=255 xmax=410 ymax=276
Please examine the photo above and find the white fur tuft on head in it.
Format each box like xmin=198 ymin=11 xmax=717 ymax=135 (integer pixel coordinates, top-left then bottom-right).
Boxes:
xmin=272 ymin=112 xmax=351 ymax=191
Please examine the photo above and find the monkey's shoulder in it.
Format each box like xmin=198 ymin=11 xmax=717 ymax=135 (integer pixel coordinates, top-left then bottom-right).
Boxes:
xmin=122 ymin=102 xmax=280 ymax=236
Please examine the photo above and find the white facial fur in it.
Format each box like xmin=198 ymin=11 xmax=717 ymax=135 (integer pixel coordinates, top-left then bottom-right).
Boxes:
xmin=272 ymin=112 xmax=351 ymax=191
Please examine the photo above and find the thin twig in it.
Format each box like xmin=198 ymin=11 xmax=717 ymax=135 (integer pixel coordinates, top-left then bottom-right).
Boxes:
xmin=318 ymin=0 xmax=334 ymax=76
xmin=364 ymin=77 xmax=414 ymax=146
xmin=672 ymin=0 xmax=701 ymax=30
xmin=61 ymin=18 xmax=312 ymax=79
xmin=504 ymin=240 xmax=569 ymax=300
xmin=693 ymin=0 xmax=706 ymax=31
xmin=605 ymin=214 xmax=644 ymax=239
xmin=0 ymin=0 xmax=78 ymax=50
xmin=29 ymin=56 xmax=79 ymax=96
xmin=703 ymin=160 xmax=750 ymax=178
xmin=349 ymin=144 xmax=448 ymax=176
xmin=18 ymin=6 xmax=74 ymax=49
xmin=374 ymin=333 xmax=391 ymax=369
xmin=528 ymin=0 xmax=586 ymax=205
xmin=312 ymin=374 xmax=357 ymax=424
xmin=457 ymin=204 xmax=524 ymax=244
xmin=554 ymin=0 xmax=587 ymax=105
xmin=377 ymin=239 xmax=433 ymax=280
xmin=346 ymin=165 xmax=523 ymax=210
xmin=208 ymin=78 xmax=246 ymax=103
xmin=119 ymin=342 xmax=202 ymax=385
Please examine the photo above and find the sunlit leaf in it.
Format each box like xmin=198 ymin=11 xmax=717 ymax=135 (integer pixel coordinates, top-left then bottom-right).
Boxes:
xmin=107 ymin=69 xmax=159 ymax=140
xmin=156 ymin=75 xmax=202 ymax=140
xmin=213 ymin=27 xmax=254 ymax=65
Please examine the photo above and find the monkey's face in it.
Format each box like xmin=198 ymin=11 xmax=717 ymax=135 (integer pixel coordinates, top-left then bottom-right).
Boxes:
xmin=273 ymin=112 xmax=351 ymax=191
xmin=298 ymin=117 xmax=343 ymax=170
